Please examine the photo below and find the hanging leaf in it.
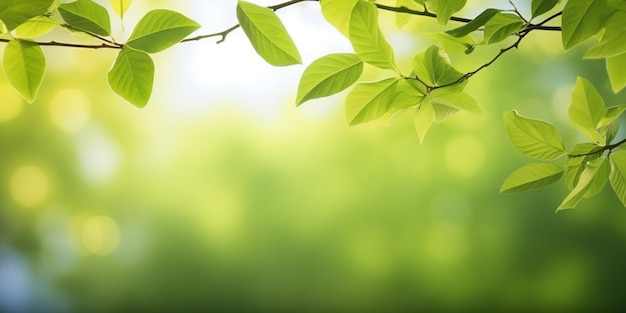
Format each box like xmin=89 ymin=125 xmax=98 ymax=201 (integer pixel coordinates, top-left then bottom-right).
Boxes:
xmin=14 ymin=16 xmax=61 ymax=38
xmin=565 ymin=143 xmax=602 ymax=190
xmin=425 ymin=0 xmax=467 ymax=25
xmin=0 ymin=0 xmax=53 ymax=30
xmin=584 ymin=10 xmax=626 ymax=58
xmin=237 ymin=1 xmax=301 ymax=66
xmin=446 ymin=8 xmax=500 ymax=37
xmin=557 ymin=157 xmax=607 ymax=211
xmin=58 ymin=0 xmax=112 ymax=36
xmin=296 ymin=53 xmax=363 ymax=106
xmin=413 ymin=101 xmax=436 ymax=143
xmin=504 ymin=110 xmax=566 ymax=160
xmin=319 ymin=0 xmax=357 ymax=37
xmin=108 ymin=47 xmax=154 ymax=108
xmin=606 ymin=52 xmax=626 ymax=93
xmin=483 ymin=13 xmax=524 ymax=44
xmin=500 ymin=163 xmax=564 ymax=193
xmin=561 ymin=0 xmax=613 ymax=50
xmin=412 ymin=46 xmax=464 ymax=86
xmin=110 ymin=0 xmax=132 ymax=18
xmin=610 ymin=151 xmax=626 ymax=207
xmin=568 ymin=77 xmax=606 ymax=145
xmin=127 ymin=9 xmax=200 ymax=54
xmin=2 ymin=40 xmax=46 ymax=103
xmin=531 ymin=0 xmax=559 ymax=18
xmin=431 ymin=92 xmax=484 ymax=119
xmin=349 ymin=0 xmax=397 ymax=71
xmin=346 ymin=78 xmax=399 ymax=125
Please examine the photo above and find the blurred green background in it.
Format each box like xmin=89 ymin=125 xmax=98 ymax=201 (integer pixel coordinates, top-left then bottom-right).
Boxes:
xmin=2 ymin=0 xmax=626 ymax=312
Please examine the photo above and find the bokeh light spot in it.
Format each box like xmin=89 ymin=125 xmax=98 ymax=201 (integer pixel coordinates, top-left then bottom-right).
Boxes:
xmin=9 ymin=166 xmax=51 ymax=208
xmin=49 ymin=89 xmax=91 ymax=132
xmin=81 ymin=216 xmax=121 ymax=256
xmin=445 ymin=136 xmax=485 ymax=177
xmin=0 ymin=83 xmax=24 ymax=122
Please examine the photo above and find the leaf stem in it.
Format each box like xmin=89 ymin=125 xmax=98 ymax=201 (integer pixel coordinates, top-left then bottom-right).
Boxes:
xmin=569 ymin=138 xmax=626 ymax=158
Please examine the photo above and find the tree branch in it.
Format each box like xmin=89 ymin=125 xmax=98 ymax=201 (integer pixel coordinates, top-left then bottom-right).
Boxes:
xmin=569 ymin=138 xmax=626 ymax=158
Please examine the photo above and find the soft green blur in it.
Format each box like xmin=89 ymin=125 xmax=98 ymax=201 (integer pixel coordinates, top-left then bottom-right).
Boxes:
xmin=2 ymin=1 xmax=626 ymax=312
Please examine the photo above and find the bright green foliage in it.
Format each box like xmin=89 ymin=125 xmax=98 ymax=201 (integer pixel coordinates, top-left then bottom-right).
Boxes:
xmin=296 ymin=53 xmax=363 ymax=106
xmin=607 ymin=53 xmax=626 ymax=93
xmin=500 ymin=163 xmax=564 ymax=193
xmin=429 ymin=33 xmax=475 ymax=54
xmin=237 ymin=1 xmax=301 ymax=66
xmin=568 ymin=77 xmax=606 ymax=145
xmin=446 ymin=8 xmax=500 ymax=37
xmin=349 ymin=1 xmax=397 ymax=71
xmin=412 ymin=46 xmax=463 ymax=86
xmin=15 ymin=17 xmax=60 ymax=38
xmin=565 ymin=143 xmax=601 ymax=190
xmin=610 ymin=151 xmax=626 ymax=207
xmin=320 ymin=0 xmax=358 ymax=37
xmin=108 ymin=47 xmax=154 ymax=108
xmin=584 ymin=156 xmax=610 ymax=197
xmin=425 ymin=0 xmax=467 ymax=25
xmin=483 ymin=13 xmax=524 ymax=44
xmin=0 ymin=0 xmax=53 ymax=31
xmin=504 ymin=111 xmax=566 ymax=160
xmin=58 ymin=0 xmax=112 ymax=37
xmin=431 ymin=92 xmax=483 ymax=119
xmin=531 ymin=0 xmax=559 ymax=18
xmin=584 ymin=10 xmax=626 ymax=58
xmin=2 ymin=40 xmax=46 ymax=103
xmin=110 ymin=0 xmax=132 ymax=18
xmin=346 ymin=78 xmax=399 ymax=125
xmin=127 ymin=9 xmax=200 ymax=54
xmin=557 ymin=157 xmax=607 ymax=211
xmin=413 ymin=102 xmax=435 ymax=143
xmin=561 ymin=0 xmax=613 ymax=50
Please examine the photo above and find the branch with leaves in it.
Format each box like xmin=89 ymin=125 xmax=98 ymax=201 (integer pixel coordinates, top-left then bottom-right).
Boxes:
xmin=2 ymin=0 xmax=626 ymax=211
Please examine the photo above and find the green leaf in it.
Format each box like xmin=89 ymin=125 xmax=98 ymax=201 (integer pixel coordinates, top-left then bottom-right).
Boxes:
xmin=531 ymin=0 xmax=559 ymax=18
xmin=565 ymin=143 xmax=602 ymax=190
xmin=0 ymin=0 xmax=53 ymax=30
xmin=585 ymin=156 xmax=610 ymax=197
xmin=425 ymin=0 xmax=467 ymax=25
xmin=236 ymin=1 xmax=301 ymax=66
xmin=558 ymin=157 xmax=607 ymax=211
xmin=610 ymin=151 xmax=626 ymax=207
xmin=2 ymin=40 xmax=46 ymax=103
xmin=561 ymin=0 xmax=613 ymax=50
xmin=389 ymin=79 xmax=424 ymax=111
xmin=585 ymin=10 xmax=626 ymax=58
xmin=296 ymin=53 xmax=363 ymax=106
xmin=14 ymin=16 xmax=60 ymax=38
xmin=568 ymin=77 xmax=606 ymax=144
xmin=107 ymin=47 xmax=154 ymax=108
xmin=429 ymin=32 xmax=476 ymax=54
xmin=59 ymin=0 xmax=111 ymax=36
xmin=483 ymin=13 xmax=524 ymax=44
xmin=320 ymin=0 xmax=358 ymax=37
xmin=110 ymin=0 xmax=132 ymax=18
xmin=431 ymin=92 xmax=484 ymax=119
xmin=127 ymin=9 xmax=200 ymax=54
xmin=446 ymin=8 xmax=500 ymax=37
xmin=432 ymin=102 xmax=458 ymax=123
xmin=413 ymin=101 xmax=435 ymax=143
xmin=504 ymin=110 xmax=567 ymax=160
xmin=396 ymin=0 xmax=423 ymax=28
xmin=349 ymin=0 xmax=397 ymax=70
xmin=607 ymin=52 xmax=626 ymax=93
xmin=500 ymin=163 xmax=564 ymax=193
xmin=412 ymin=46 xmax=463 ymax=86
xmin=346 ymin=78 xmax=399 ymax=126
xmin=599 ymin=105 xmax=626 ymax=128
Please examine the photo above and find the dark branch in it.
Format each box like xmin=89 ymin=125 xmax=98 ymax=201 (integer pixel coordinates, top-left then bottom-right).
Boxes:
xmin=569 ymin=138 xmax=626 ymax=158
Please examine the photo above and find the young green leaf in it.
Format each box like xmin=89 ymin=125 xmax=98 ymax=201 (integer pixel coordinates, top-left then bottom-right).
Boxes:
xmin=504 ymin=110 xmax=566 ymax=160
xmin=584 ymin=156 xmax=610 ymax=198
xmin=319 ymin=0 xmax=357 ymax=37
xmin=414 ymin=101 xmax=436 ymax=143
xmin=531 ymin=0 xmax=559 ymax=18
xmin=446 ymin=8 xmax=500 ymax=37
xmin=14 ymin=16 xmax=60 ymax=38
xmin=500 ymin=163 xmax=564 ymax=193
xmin=236 ymin=1 xmax=301 ymax=66
xmin=58 ymin=0 xmax=111 ymax=36
xmin=561 ymin=0 xmax=613 ymax=50
xmin=565 ymin=143 xmax=601 ymax=190
xmin=431 ymin=92 xmax=484 ymax=119
xmin=557 ymin=157 xmax=607 ymax=211
xmin=0 ymin=0 xmax=53 ymax=30
xmin=607 ymin=52 xmax=626 ymax=93
xmin=585 ymin=11 xmax=626 ymax=59
xmin=346 ymin=78 xmax=399 ymax=126
xmin=610 ymin=151 xmax=626 ymax=207
xmin=483 ymin=13 xmax=524 ymax=44
xmin=389 ymin=79 xmax=424 ymax=111
xmin=412 ymin=46 xmax=464 ymax=86
xmin=432 ymin=102 xmax=458 ymax=123
xmin=599 ymin=105 xmax=626 ymax=128
xmin=3 ymin=40 xmax=46 ymax=103
xmin=429 ymin=32 xmax=476 ymax=54
xmin=127 ymin=9 xmax=200 ymax=54
xmin=425 ymin=0 xmax=467 ymax=25
xmin=349 ymin=0 xmax=397 ymax=71
xmin=107 ymin=47 xmax=154 ymax=108
xmin=110 ymin=0 xmax=132 ymax=18
xmin=296 ymin=53 xmax=363 ymax=106
xmin=568 ymin=77 xmax=606 ymax=145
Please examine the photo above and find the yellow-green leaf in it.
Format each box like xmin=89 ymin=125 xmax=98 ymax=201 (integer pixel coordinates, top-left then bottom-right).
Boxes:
xmin=568 ymin=77 xmax=606 ymax=145
xmin=346 ymin=78 xmax=399 ymax=125
xmin=14 ymin=16 xmax=60 ymax=38
xmin=500 ymin=163 xmax=564 ymax=193
xmin=59 ymin=0 xmax=112 ymax=36
xmin=557 ymin=157 xmax=607 ymax=211
xmin=110 ymin=0 xmax=131 ymax=17
xmin=3 ymin=40 xmax=46 ymax=103
xmin=610 ymin=151 xmax=626 ymax=207
xmin=607 ymin=52 xmax=626 ymax=93
xmin=127 ymin=9 xmax=200 ymax=54
xmin=320 ymin=0 xmax=357 ymax=37
xmin=107 ymin=47 xmax=154 ymax=108
xmin=504 ymin=110 xmax=566 ymax=160
xmin=349 ymin=0 xmax=397 ymax=70
xmin=0 ymin=0 xmax=53 ymax=31
xmin=297 ymin=53 xmax=363 ymax=106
